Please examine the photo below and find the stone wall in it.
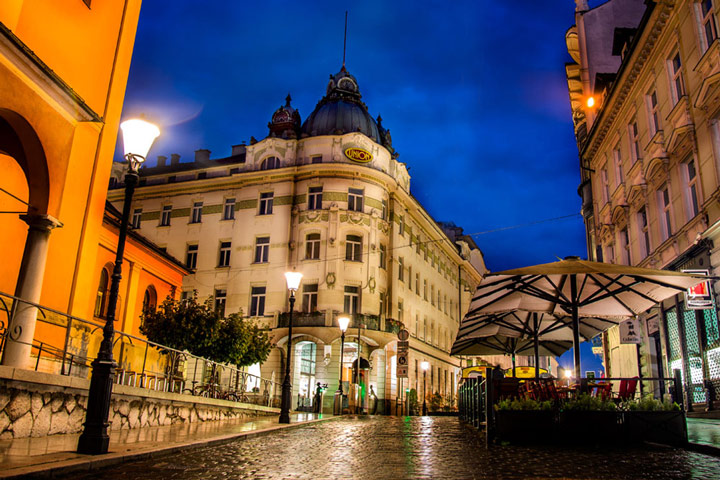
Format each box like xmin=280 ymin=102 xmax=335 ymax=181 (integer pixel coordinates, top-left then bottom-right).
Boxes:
xmin=0 ymin=367 xmax=277 ymax=439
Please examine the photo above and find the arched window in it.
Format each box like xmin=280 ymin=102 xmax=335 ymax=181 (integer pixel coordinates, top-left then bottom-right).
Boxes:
xmin=260 ymin=156 xmax=280 ymax=170
xmin=142 ymin=285 xmax=157 ymax=313
xmin=94 ymin=267 xmax=111 ymax=318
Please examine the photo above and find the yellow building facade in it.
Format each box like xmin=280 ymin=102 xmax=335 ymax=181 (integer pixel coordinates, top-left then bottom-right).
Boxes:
xmin=567 ymin=0 xmax=720 ymax=406
xmin=0 ymin=1 xmax=158 ymax=370
xmin=111 ymin=68 xmax=487 ymax=412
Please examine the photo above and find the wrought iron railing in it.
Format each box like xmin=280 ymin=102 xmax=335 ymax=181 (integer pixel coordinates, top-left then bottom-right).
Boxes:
xmin=277 ymin=311 xmax=325 ymax=328
xmin=0 ymin=291 xmax=281 ymax=408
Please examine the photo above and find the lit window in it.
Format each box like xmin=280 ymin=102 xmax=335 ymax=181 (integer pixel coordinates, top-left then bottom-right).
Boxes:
xmin=250 ymin=286 xmax=266 ymax=316
xmin=218 ymin=241 xmax=232 ymax=267
xmin=215 ymin=289 xmax=227 ymax=316
xmin=186 ymin=244 xmax=198 ymax=269
xmin=190 ymin=202 xmax=203 ymax=223
xmin=669 ymin=51 xmax=685 ymax=105
xmin=254 ymin=237 xmax=270 ymax=263
xmin=348 ymin=188 xmax=364 ymax=212
xmin=302 ymin=284 xmax=318 ymax=313
xmin=223 ymin=198 xmax=235 ymax=220
xmin=345 ymin=235 xmax=362 ymax=261
xmin=305 ymin=233 xmax=320 ymax=260
xmin=259 ymin=192 xmax=274 ymax=215
xmin=308 ymin=186 xmax=323 ymax=210
xmin=160 ymin=205 xmax=172 ymax=226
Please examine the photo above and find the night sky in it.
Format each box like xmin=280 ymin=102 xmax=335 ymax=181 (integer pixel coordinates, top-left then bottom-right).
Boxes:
xmin=119 ymin=1 xmax=603 ymax=373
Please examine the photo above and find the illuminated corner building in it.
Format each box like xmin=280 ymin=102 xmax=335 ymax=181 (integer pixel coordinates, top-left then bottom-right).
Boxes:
xmin=110 ymin=67 xmax=487 ymax=413
xmin=0 ymin=1 xmax=154 ymax=369
xmin=566 ymin=0 xmax=720 ymax=407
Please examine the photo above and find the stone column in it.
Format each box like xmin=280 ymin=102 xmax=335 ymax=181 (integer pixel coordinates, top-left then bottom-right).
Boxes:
xmin=2 ymin=214 xmax=61 ymax=368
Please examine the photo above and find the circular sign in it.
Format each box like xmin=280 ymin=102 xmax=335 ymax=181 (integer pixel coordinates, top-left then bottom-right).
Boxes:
xmin=344 ymin=147 xmax=373 ymax=163
xmin=397 ymin=329 xmax=409 ymax=341
xmin=398 ymin=356 xmax=408 ymax=365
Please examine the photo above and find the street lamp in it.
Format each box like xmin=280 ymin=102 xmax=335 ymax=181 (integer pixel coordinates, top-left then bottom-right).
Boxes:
xmin=421 ymin=361 xmax=429 ymax=416
xmin=335 ymin=316 xmax=350 ymax=414
xmin=280 ymin=270 xmax=303 ymax=424
xmin=78 ymin=118 xmax=159 ymax=454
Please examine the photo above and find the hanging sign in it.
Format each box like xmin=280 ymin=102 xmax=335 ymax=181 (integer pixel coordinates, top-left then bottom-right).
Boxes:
xmin=591 ymin=334 xmax=604 ymax=355
xmin=619 ymin=319 xmax=642 ymax=344
xmin=682 ymin=269 xmax=713 ymax=310
xmin=396 ymin=339 xmax=409 ymax=378
xmin=344 ymin=147 xmax=373 ymax=163
xmin=646 ymin=317 xmax=660 ymax=335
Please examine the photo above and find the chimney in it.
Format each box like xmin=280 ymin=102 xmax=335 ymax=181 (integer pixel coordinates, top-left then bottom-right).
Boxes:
xmin=231 ymin=144 xmax=246 ymax=156
xmin=170 ymin=153 xmax=181 ymax=165
xmin=157 ymin=155 xmax=167 ymax=167
xmin=195 ymin=149 xmax=211 ymax=163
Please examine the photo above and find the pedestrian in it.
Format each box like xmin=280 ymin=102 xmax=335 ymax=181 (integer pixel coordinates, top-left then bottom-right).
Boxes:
xmin=369 ymin=385 xmax=378 ymax=415
xmin=313 ymin=382 xmax=323 ymax=413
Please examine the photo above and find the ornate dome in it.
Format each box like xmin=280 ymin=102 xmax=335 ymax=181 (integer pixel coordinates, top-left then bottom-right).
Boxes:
xmin=301 ymin=67 xmax=380 ymax=143
xmin=268 ymin=94 xmax=301 ymax=139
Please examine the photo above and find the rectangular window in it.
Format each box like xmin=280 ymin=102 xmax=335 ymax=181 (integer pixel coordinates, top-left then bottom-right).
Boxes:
xmin=379 ymin=244 xmax=386 ymax=269
xmin=215 ymin=289 xmax=226 ymax=317
xmin=628 ymin=120 xmax=641 ymax=163
xmin=311 ymin=155 xmax=322 ymax=164
xmin=381 ymin=200 xmax=388 ymax=220
xmin=606 ymin=244 xmax=615 ymax=264
xmin=612 ymin=145 xmax=623 ymax=188
xmin=659 ymin=185 xmax=673 ymax=241
xmin=160 ymin=205 xmax=172 ymax=226
xmin=600 ymin=166 xmax=610 ymax=204
xmin=408 ymin=266 xmax=413 ymax=292
xmin=186 ymin=244 xmax=198 ymax=270
xmin=669 ymin=51 xmax=685 ymax=105
xmin=700 ymin=0 xmax=718 ymax=50
xmin=250 ymin=286 xmax=266 ymax=316
xmin=638 ymin=207 xmax=651 ymax=258
xmin=345 ymin=235 xmax=362 ymax=261
xmin=398 ymin=300 xmax=404 ymax=323
xmin=308 ymin=186 xmax=323 ymax=210
xmin=190 ymin=201 xmax=203 ymax=223
xmin=259 ymin=192 xmax=274 ymax=215
xmin=398 ymin=215 xmax=405 ymax=236
xmin=302 ymin=284 xmax=318 ymax=313
xmin=254 ymin=237 xmax=270 ymax=263
xmin=218 ymin=241 xmax=232 ymax=267
xmin=416 ymin=273 xmax=420 ymax=296
xmin=223 ymin=198 xmax=236 ymax=220
xmin=348 ymin=188 xmax=364 ymax=212
xmin=305 ymin=233 xmax=321 ymax=260
xmin=619 ymin=227 xmax=630 ymax=265
xmin=424 ymin=279 xmax=428 ymax=300
xmin=431 ymin=285 xmax=435 ymax=306
xmin=344 ymin=286 xmax=360 ymax=314
xmin=647 ymin=89 xmax=661 ymax=136
xmin=685 ymin=158 xmax=700 ymax=219
xmin=379 ymin=292 xmax=386 ymax=320
xmin=132 ymin=208 xmax=142 ymax=229
xmin=398 ymin=257 xmax=404 ymax=282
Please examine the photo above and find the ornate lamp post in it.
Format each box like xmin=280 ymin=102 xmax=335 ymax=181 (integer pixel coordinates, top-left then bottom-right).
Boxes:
xmin=335 ymin=316 xmax=350 ymax=414
xmin=280 ymin=271 xmax=303 ymax=424
xmin=77 ymin=118 xmax=159 ymax=454
xmin=421 ymin=361 xmax=429 ymax=416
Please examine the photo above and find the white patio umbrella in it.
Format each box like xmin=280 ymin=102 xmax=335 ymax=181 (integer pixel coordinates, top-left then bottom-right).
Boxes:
xmin=467 ymin=256 xmax=708 ymax=379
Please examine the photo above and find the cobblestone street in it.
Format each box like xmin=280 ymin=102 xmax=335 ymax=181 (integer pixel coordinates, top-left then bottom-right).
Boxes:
xmin=59 ymin=416 xmax=720 ymax=480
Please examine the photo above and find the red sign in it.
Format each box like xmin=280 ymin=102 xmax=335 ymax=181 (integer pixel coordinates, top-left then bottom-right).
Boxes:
xmin=683 ymin=269 xmax=713 ymax=310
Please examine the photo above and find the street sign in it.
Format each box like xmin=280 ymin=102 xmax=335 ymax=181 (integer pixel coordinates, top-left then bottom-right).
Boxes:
xmin=397 ymin=338 xmax=409 ymax=378
xmin=397 ymin=340 xmax=409 ymax=351
xmin=397 ymin=365 xmax=408 ymax=377
xmin=398 ymin=329 xmax=409 ymax=341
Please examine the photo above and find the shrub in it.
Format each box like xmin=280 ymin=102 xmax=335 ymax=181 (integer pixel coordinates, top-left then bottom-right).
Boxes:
xmin=495 ymin=398 xmax=553 ymax=411
xmin=563 ymin=393 xmax=617 ymax=411
xmin=624 ymin=396 xmax=680 ymax=411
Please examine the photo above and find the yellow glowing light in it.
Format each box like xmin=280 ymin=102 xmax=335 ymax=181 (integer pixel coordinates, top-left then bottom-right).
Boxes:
xmin=564 ymin=369 xmax=573 ymax=379
xmin=586 ymin=96 xmax=595 ymax=108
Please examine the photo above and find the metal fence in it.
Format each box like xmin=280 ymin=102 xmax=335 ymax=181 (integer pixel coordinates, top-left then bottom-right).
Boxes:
xmin=0 ymin=291 xmax=281 ymax=408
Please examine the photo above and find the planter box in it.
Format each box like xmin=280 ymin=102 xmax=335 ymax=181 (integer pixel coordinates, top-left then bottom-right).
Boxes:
xmin=624 ymin=411 xmax=687 ymax=446
xmin=495 ymin=410 xmax=556 ymax=443
xmin=558 ymin=411 xmax=621 ymax=443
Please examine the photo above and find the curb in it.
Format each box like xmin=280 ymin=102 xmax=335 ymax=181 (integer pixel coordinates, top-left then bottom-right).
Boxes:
xmin=686 ymin=441 xmax=720 ymax=457
xmin=3 ymin=416 xmax=342 ymax=479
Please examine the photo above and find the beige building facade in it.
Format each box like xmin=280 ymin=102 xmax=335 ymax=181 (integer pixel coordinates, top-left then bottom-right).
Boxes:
xmin=566 ymin=0 xmax=720 ymax=407
xmin=110 ymin=68 xmax=486 ymax=412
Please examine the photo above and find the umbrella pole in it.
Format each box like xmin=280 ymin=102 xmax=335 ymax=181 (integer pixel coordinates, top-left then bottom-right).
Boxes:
xmin=511 ymin=352 xmax=516 ymax=377
xmin=570 ymin=274 xmax=582 ymax=381
xmin=534 ymin=315 xmax=540 ymax=381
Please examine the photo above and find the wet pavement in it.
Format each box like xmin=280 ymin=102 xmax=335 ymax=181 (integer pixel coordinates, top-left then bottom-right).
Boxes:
xmin=58 ymin=416 xmax=720 ymax=480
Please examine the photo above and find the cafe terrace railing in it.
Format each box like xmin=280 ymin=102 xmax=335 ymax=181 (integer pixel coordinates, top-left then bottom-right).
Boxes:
xmin=0 ymin=291 xmax=281 ymax=408
xmin=458 ymin=369 xmax=687 ymax=445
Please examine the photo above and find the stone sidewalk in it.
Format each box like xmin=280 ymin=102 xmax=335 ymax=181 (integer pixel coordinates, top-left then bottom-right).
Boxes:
xmin=0 ymin=412 xmax=331 ymax=479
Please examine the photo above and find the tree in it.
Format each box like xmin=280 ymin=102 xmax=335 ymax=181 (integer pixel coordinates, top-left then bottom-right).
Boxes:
xmin=140 ymin=294 xmax=272 ymax=368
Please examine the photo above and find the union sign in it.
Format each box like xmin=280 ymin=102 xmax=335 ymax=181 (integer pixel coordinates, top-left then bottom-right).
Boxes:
xmin=344 ymin=147 xmax=373 ymax=163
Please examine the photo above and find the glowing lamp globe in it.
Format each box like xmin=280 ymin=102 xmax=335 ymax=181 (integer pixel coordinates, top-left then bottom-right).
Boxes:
xmin=338 ymin=316 xmax=350 ymax=332
xmin=120 ymin=118 xmax=160 ymax=160
xmin=284 ymin=271 xmax=303 ymax=292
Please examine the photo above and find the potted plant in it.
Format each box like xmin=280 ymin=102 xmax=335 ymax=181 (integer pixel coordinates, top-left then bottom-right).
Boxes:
xmin=494 ymin=398 xmax=555 ymax=443
xmin=623 ymin=396 xmax=686 ymax=445
xmin=558 ymin=394 xmax=620 ymax=443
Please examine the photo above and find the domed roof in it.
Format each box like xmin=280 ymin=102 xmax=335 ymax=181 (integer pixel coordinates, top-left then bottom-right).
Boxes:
xmin=301 ymin=66 xmax=380 ymax=142
xmin=268 ymin=94 xmax=301 ymax=139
